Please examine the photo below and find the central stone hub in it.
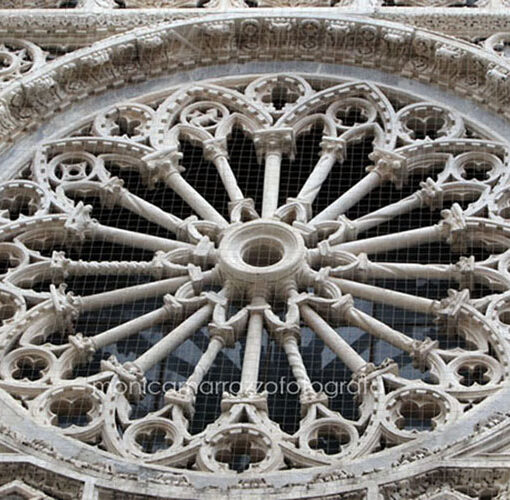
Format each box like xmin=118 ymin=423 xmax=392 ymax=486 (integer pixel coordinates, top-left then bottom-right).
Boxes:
xmin=218 ymin=221 xmax=305 ymax=284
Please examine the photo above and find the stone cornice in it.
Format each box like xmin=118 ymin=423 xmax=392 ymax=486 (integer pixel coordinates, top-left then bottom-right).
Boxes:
xmin=0 ymin=8 xmax=509 ymax=48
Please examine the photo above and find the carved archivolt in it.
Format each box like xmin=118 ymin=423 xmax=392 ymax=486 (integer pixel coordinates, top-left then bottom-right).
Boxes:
xmin=0 ymin=72 xmax=509 ymax=489
xmin=4 ymin=14 xmax=510 ymax=153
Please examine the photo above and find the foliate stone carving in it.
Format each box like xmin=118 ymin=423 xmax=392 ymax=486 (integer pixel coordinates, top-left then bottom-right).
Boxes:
xmin=381 ymin=468 xmax=510 ymax=500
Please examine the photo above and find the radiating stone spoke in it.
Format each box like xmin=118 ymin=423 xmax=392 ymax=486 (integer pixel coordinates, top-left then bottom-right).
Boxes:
xmin=90 ymin=221 xmax=194 ymax=253
xmin=281 ymin=332 xmax=316 ymax=397
xmin=143 ymin=150 xmax=228 ymax=227
xmin=311 ymin=170 xmax=383 ymax=225
xmin=49 ymin=249 xmax=194 ymax=280
xmin=255 ymin=129 xmax=294 ymax=218
xmin=297 ymin=137 xmax=344 ymax=205
xmin=67 ymin=180 xmax=184 ymax=235
xmin=134 ymin=302 xmax=216 ymax=374
xmin=119 ymin=190 xmax=185 ymax=234
xmin=262 ymin=150 xmax=283 ymax=218
xmin=344 ymin=261 xmax=455 ymax=281
xmin=300 ymin=303 xmax=367 ymax=373
xmin=181 ymin=335 xmax=225 ymax=395
xmin=331 ymin=278 xmax=437 ymax=315
xmin=51 ymin=255 xmax=159 ymax=277
xmin=342 ymin=302 xmax=415 ymax=353
xmin=204 ymin=139 xmax=245 ymax=202
xmin=352 ymin=191 xmax=424 ymax=235
xmin=326 ymin=224 xmax=443 ymax=255
xmin=88 ymin=305 xmax=172 ymax=350
xmin=79 ymin=274 xmax=193 ymax=311
xmin=240 ymin=297 xmax=267 ymax=393
xmin=163 ymin=169 xmax=228 ymax=228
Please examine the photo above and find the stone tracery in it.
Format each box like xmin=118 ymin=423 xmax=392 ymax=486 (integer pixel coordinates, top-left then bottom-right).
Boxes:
xmin=0 ymin=73 xmax=508 ymax=478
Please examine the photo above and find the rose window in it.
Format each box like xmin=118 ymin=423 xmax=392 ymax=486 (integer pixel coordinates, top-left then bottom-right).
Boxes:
xmin=0 ymin=73 xmax=509 ymax=474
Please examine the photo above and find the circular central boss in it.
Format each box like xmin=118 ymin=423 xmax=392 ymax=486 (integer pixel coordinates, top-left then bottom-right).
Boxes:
xmin=218 ymin=221 xmax=306 ymax=284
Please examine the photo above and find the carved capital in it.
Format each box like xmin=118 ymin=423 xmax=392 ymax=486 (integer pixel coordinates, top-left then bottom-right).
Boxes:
xmin=49 ymin=250 xmax=70 ymax=280
xmin=253 ymin=128 xmax=295 ymax=162
xmin=367 ymin=148 xmax=408 ymax=189
xmin=202 ymin=137 xmax=228 ymax=162
xmin=164 ymin=386 xmax=195 ymax=417
xmin=434 ymin=288 xmax=471 ymax=332
xmin=320 ymin=136 xmax=346 ymax=161
xmin=64 ymin=202 xmax=95 ymax=239
xmin=418 ymin=178 xmax=444 ymax=210
xmin=101 ymin=356 xmax=146 ymax=400
xmin=454 ymin=256 xmax=476 ymax=289
xmin=141 ymin=148 xmax=184 ymax=188
xmin=411 ymin=337 xmax=439 ymax=370
xmin=300 ymin=389 xmax=329 ymax=408
xmin=98 ymin=176 xmax=125 ymax=208
xmin=440 ymin=203 xmax=468 ymax=250
xmin=49 ymin=283 xmax=81 ymax=332
xmin=220 ymin=391 xmax=269 ymax=412
xmin=352 ymin=358 xmax=398 ymax=387
xmin=68 ymin=332 xmax=96 ymax=362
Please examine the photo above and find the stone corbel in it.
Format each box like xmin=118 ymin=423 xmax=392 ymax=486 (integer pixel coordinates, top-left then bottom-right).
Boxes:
xmin=435 ymin=43 xmax=465 ymax=80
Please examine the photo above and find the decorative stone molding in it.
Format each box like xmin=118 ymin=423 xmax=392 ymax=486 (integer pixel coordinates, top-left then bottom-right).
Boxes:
xmin=0 ymin=10 xmax=509 ymax=51
xmin=2 ymin=14 xmax=510 ymax=155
